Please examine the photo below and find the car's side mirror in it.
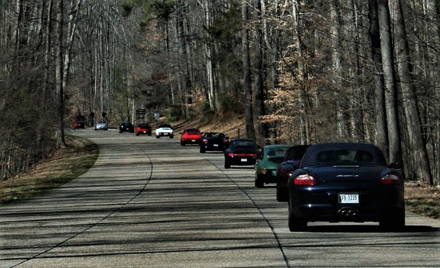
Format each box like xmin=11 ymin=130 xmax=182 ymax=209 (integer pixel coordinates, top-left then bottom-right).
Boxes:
xmin=389 ymin=162 xmax=401 ymax=169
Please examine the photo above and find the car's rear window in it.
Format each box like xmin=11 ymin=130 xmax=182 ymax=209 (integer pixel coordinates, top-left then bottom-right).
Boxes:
xmin=138 ymin=124 xmax=149 ymax=128
xmin=285 ymin=146 xmax=309 ymax=161
xmin=231 ymin=141 xmax=255 ymax=148
xmin=267 ymin=147 xmax=289 ymax=158
xmin=186 ymin=129 xmax=200 ymax=134
xmin=316 ymin=150 xmax=375 ymax=166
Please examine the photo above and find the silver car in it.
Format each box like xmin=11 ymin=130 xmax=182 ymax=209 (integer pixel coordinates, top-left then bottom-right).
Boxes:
xmin=95 ymin=121 xmax=108 ymax=130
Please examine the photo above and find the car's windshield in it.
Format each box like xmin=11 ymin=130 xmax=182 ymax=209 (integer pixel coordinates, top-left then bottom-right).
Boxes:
xmin=315 ymin=150 xmax=375 ymax=166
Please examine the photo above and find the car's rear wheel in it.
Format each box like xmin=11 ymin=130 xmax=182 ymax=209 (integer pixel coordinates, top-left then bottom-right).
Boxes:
xmin=255 ymin=175 xmax=264 ymax=188
xmin=379 ymin=208 xmax=405 ymax=231
xmin=156 ymin=135 xmax=160 ymax=139
xmin=224 ymin=160 xmax=230 ymax=169
xmin=288 ymin=197 xmax=307 ymax=231
xmin=200 ymin=147 xmax=205 ymax=153
xmin=136 ymin=133 xmax=140 ymax=136
xmin=181 ymin=141 xmax=185 ymax=146
xmin=276 ymin=181 xmax=288 ymax=202
xmin=169 ymin=135 xmax=174 ymax=139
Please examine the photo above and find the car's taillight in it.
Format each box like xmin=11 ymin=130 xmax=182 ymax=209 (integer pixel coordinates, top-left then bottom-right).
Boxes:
xmin=379 ymin=174 xmax=401 ymax=185
xmin=227 ymin=153 xmax=235 ymax=157
xmin=294 ymin=174 xmax=316 ymax=186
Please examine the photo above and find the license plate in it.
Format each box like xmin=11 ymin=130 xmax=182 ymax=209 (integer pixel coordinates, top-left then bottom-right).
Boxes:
xmin=339 ymin=193 xmax=359 ymax=204
xmin=192 ymin=140 xmax=196 ymax=142
xmin=143 ymin=131 xmax=146 ymax=133
xmin=240 ymin=158 xmax=248 ymax=162
xmin=214 ymin=144 xmax=219 ymax=147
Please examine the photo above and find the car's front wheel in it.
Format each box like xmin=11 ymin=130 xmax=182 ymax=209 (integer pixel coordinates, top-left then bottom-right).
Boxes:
xmin=181 ymin=141 xmax=185 ymax=146
xmin=169 ymin=134 xmax=174 ymax=139
xmin=156 ymin=135 xmax=160 ymax=139
xmin=200 ymin=147 xmax=205 ymax=153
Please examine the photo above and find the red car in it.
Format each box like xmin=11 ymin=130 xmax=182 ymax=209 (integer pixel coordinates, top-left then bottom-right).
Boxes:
xmin=180 ymin=128 xmax=202 ymax=146
xmin=135 ymin=123 xmax=152 ymax=136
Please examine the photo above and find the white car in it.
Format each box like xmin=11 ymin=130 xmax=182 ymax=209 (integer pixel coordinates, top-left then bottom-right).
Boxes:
xmin=95 ymin=121 xmax=108 ymax=130
xmin=155 ymin=124 xmax=174 ymax=138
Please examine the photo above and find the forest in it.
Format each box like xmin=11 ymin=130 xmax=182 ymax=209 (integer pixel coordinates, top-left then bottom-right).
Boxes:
xmin=0 ymin=0 xmax=439 ymax=186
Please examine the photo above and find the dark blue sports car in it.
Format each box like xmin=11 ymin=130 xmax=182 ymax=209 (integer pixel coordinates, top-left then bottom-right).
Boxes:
xmin=287 ymin=143 xmax=405 ymax=231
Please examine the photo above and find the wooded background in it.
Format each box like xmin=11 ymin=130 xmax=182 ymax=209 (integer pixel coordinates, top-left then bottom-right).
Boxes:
xmin=0 ymin=0 xmax=438 ymax=186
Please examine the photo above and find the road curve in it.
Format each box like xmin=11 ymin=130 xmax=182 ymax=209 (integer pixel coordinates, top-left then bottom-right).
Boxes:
xmin=1 ymin=129 xmax=439 ymax=267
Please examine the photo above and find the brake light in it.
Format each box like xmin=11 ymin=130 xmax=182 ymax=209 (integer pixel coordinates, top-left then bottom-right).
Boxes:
xmin=379 ymin=174 xmax=401 ymax=185
xmin=227 ymin=153 xmax=235 ymax=157
xmin=294 ymin=174 xmax=316 ymax=186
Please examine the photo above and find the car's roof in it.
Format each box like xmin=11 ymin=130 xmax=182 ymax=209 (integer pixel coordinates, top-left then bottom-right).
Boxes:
xmin=302 ymin=143 xmax=386 ymax=166
xmin=264 ymin=144 xmax=290 ymax=149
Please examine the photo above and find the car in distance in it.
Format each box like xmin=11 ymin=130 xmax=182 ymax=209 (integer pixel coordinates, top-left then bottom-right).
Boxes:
xmin=200 ymin=132 xmax=229 ymax=153
xmin=135 ymin=123 xmax=152 ymax=136
xmin=255 ymin=145 xmax=290 ymax=188
xmin=287 ymin=143 xmax=405 ymax=231
xmin=276 ymin=145 xmax=310 ymax=201
xmin=95 ymin=121 xmax=108 ymax=130
xmin=224 ymin=139 xmax=258 ymax=169
xmin=155 ymin=124 xmax=174 ymax=138
xmin=119 ymin=122 xmax=134 ymax=133
xmin=180 ymin=128 xmax=202 ymax=146
xmin=71 ymin=120 xmax=85 ymax=129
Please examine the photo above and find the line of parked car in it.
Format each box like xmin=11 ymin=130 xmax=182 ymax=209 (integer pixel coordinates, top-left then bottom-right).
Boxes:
xmin=179 ymin=128 xmax=405 ymax=232
xmin=118 ymin=122 xmax=174 ymax=138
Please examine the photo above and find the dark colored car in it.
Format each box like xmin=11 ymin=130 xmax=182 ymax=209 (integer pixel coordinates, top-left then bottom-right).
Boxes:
xmin=119 ymin=122 xmax=134 ymax=133
xmin=287 ymin=143 xmax=405 ymax=231
xmin=199 ymin=132 xmax=229 ymax=153
xmin=255 ymin=145 xmax=290 ymax=188
xmin=180 ymin=128 xmax=202 ymax=146
xmin=135 ymin=123 xmax=152 ymax=136
xmin=72 ymin=115 xmax=86 ymax=129
xmin=276 ymin=145 xmax=310 ymax=202
xmin=224 ymin=139 xmax=258 ymax=168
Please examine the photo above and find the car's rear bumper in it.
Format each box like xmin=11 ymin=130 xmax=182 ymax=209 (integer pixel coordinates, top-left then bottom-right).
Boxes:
xmin=157 ymin=132 xmax=173 ymax=136
xmin=290 ymin=186 xmax=404 ymax=222
xmin=257 ymin=170 xmax=278 ymax=183
xmin=201 ymin=144 xmax=225 ymax=151
xmin=226 ymin=157 xmax=256 ymax=166
xmin=182 ymin=138 xmax=201 ymax=144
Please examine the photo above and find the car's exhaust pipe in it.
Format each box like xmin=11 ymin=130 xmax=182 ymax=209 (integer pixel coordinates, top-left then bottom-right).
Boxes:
xmin=338 ymin=207 xmax=358 ymax=217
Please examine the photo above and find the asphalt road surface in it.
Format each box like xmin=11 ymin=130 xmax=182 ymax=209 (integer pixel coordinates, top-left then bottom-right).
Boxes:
xmin=1 ymin=129 xmax=439 ymax=267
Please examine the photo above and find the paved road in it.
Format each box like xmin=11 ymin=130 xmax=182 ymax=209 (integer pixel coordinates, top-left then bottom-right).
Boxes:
xmin=1 ymin=129 xmax=439 ymax=267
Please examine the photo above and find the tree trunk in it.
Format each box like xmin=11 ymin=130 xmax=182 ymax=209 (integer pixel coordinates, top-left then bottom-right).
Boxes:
xmin=377 ymin=0 xmax=400 ymax=164
xmin=242 ymin=0 xmax=255 ymax=139
xmin=254 ymin=0 xmax=268 ymax=145
xmin=368 ymin=0 xmax=388 ymax=156
xmin=56 ymin=0 xmax=66 ymax=146
xmin=329 ymin=0 xmax=347 ymax=140
xmin=393 ymin=0 xmax=433 ymax=184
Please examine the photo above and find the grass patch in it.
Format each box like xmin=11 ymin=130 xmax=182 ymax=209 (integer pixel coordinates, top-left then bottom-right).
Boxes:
xmin=405 ymin=184 xmax=440 ymax=219
xmin=0 ymin=135 xmax=99 ymax=205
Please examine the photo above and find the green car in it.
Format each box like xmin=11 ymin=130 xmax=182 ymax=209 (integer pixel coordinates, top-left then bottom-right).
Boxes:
xmin=255 ymin=144 xmax=290 ymax=188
